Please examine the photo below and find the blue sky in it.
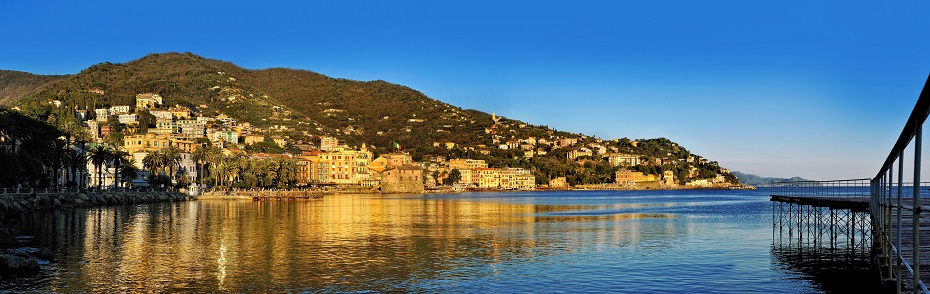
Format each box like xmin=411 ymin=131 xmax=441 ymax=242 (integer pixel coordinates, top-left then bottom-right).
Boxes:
xmin=2 ymin=1 xmax=929 ymax=180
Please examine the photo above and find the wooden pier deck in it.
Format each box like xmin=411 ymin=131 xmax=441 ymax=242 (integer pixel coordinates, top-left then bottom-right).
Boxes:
xmin=883 ymin=198 xmax=930 ymax=292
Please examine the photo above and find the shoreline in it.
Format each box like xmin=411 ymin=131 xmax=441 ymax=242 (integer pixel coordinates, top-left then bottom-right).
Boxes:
xmin=0 ymin=190 xmax=189 ymax=221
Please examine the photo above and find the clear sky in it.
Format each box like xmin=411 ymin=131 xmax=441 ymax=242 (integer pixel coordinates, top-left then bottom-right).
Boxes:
xmin=2 ymin=1 xmax=929 ymax=180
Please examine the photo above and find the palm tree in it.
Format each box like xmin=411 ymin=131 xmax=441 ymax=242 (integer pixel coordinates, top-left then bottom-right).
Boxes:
xmin=193 ymin=145 xmax=208 ymax=187
xmin=142 ymin=150 xmax=164 ymax=175
xmin=164 ymin=146 xmax=183 ymax=188
xmin=47 ymin=137 xmax=70 ymax=189
xmin=143 ymin=150 xmax=166 ymax=189
xmin=110 ymin=149 xmax=130 ymax=190
xmin=89 ymin=145 xmax=112 ymax=190
xmin=206 ymin=146 xmax=224 ymax=187
xmin=193 ymin=145 xmax=223 ymax=187
xmin=120 ymin=159 xmax=140 ymax=189
xmin=65 ymin=146 xmax=86 ymax=189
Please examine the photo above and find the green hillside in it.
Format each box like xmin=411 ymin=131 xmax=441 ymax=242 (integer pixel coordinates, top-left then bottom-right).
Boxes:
xmin=4 ymin=52 xmax=739 ymax=186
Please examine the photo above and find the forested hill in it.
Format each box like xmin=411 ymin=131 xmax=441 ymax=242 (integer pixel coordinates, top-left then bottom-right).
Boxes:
xmin=0 ymin=70 xmax=67 ymax=105
xmin=3 ymin=52 xmax=740 ymax=186
xmin=7 ymin=53 xmax=550 ymax=152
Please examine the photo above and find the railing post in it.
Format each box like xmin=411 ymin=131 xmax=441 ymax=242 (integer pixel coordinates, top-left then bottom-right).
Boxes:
xmin=898 ymin=152 xmax=904 ymax=293
xmin=887 ymin=166 xmax=894 ymax=281
xmin=914 ymin=121 xmax=922 ymax=291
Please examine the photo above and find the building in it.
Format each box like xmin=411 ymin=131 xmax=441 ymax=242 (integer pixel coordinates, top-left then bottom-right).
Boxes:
xmin=448 ymin=159 xmax=488 ymax=170
xmin=170 ymin=107 xmax=191 ymax=120
xmin=244 ymin=135 xmax=264 ymax=145
xmin=109 ymin=105 xmax=131 ymax=115
xmin=380 ymin=166 xmax=424 ymax=193
xmin=498 ymin=168 xmax=535 ymax=190
xmin=136 ymin=93 xmax=163 ymax=109
xmin=123 ymin=133 xmax=198 ymax=154
xmin=151 ymin=110 xmax=173 ymax=121
xmin=319 ymin=136 xmax=339 ymax=151
xmin=559 ymin=138 xmax=578 ymax=147
xmin=318 ymin=145 xmax=373 ymax=185
xmin=94 ymin=108 xmax=110 ymax=122
xmin=211 ymin=129 xmax=239 ymax=145
xmin=85 ymin=121 xmax=100 ymax=141
xmin=606 ymin=153 xmax=643 ymax=167
xmin=272 ymin=137 xmax=286 ymax=148
xmin=615 ymin=169 xmax=656 ymax=184
xmin=567 ymin=148 xmax=593 ymax=160
xmin=549 ymin=177 xmax=569 ymax=188
xmin=118 ymin=114 xmax=138 ymax=125
xmin=381 ymin=153 xmax=413 ymax=167
xmin=100 ymin=125 xmax=113 ymax=138
xmin=177 ymin=120 xmax=205 ymax=138
xmin=155 ymin=119 xmax=177 ymax=134
xmin=663 ymin=170 xmax=676 ymax=186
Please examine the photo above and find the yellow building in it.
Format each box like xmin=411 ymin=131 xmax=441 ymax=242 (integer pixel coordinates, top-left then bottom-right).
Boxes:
xmin=135 ymin=93 xmax=163 ymax=110
xmin=319 ymin=145 xmax=372 ymax=185
xmin=448 ymin=158 xmax=488 ymax=170
xmin=606 ymin=153 xmax=643 ymax=166
xmin=244 ymin=135 xmax=264 ymax=145
xmin=123 ymin=133 xmax=198 ymax=154
xmin=169 ymin=107 xmax=191 ymax=120
xmin=549 ymin=177 xmax=569 ymax=188
xmin=663 ymin=170 xmax=676 ymax=186
xmin=615 ymin=169 xmax=656 ymax=184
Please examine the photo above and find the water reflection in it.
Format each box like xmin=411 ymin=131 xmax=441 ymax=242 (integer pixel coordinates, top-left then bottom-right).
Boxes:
xmin=0 ymin=191 xmax=854 ymax=292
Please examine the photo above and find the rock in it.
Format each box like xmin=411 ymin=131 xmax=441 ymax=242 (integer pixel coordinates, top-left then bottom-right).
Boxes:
xmin=10 ymin=202 xmax=24 ymax=214
xmin=36 ymin=195 xmax=50 ymax=207
xmin=51 ymin=198 xmax=61 ymax=207
xmin=32 ymin=247 xmax=55 ymax=260
xmin=78 ymin=193 xmax=89 ymax=201
xmin=0 ymin=228 xmax=20 ymax=247
xmin=0 ymin=254 xmax=40 ymax=274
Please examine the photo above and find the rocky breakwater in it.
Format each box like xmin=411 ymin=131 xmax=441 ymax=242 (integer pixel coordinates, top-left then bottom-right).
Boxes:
xmin=0 ymin=191 xmax=188 ymax=274
xmin=0 ymin=191 xmax=188 ymax=219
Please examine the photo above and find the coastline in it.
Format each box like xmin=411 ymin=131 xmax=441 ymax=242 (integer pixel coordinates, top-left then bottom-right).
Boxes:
xmin=0 ymin=190 xmax=189 ymax=221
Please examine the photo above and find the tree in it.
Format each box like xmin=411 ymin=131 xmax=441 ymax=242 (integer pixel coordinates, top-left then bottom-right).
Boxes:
xmin=110 ymin=149 xmax=130 ymax=190
xmin=163 ymin=146 xmax=183 ymax=187
xmin=193 ymin=145 xmax=209 ymax=187
xmin=89 ymin=145 xmax=112 ymax=190
xmin=137 ymin=109 xmax=156 ymax=133
xmin=120 ymin=159 xmax=140 ymax=189
xmin=445 ymin=169 xmax=461 ymax=185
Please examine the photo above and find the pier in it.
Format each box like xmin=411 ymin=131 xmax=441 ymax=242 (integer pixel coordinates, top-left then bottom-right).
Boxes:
xmin=771 ymin=74 xmax=930 ymax=293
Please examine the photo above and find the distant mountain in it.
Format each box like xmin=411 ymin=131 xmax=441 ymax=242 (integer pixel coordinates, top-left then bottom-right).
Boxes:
xmin=0 ymin=70 xmax=67 ymax=105
xmin=732 ymin=171 xmax=808 ymax=186
xmin=2 ymin=52 xmax=740 ymax=186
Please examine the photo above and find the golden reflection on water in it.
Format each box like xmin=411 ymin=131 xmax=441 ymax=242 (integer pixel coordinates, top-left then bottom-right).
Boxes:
xmin=42 ymin=194 xmax=697 ymax=292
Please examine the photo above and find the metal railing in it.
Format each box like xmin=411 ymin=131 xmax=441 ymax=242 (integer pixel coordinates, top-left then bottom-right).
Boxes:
xmin=872 ymin=73 xmax=930 ymax=293
xmin=771 ymin=179 xmax=870 ymax=198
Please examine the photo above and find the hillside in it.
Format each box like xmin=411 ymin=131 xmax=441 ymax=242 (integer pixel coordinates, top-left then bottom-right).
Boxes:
xmin=732 ymin=171 xmax=808 ymax=186
xmin=0 ymin=70 xmax=68 ymax=105
xmin=3 ymin=52 xmax=740 ymax=186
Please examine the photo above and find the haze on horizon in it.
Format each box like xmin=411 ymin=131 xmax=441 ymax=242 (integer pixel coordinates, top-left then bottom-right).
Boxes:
xmin=1 ymin=1 xmax=929 ymax=180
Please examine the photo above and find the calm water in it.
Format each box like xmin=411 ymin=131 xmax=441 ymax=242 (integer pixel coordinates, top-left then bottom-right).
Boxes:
xmin=1 ymin=189 xmax=887 ymax=293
